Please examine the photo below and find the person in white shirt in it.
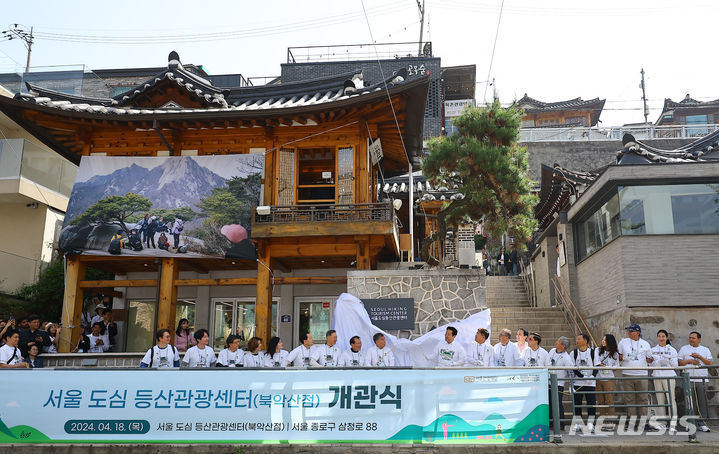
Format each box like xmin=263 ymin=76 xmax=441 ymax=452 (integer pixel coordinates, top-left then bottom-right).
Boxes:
xmin=522 ymin=332 xmax=549 ymax=367
xmin=86 ymin=322 xmax=110 ymax=353
xmin=264 ymin=336 xmax=290 ymax=367
xmin=365 ymin=333 xmax=395 ymax=367
xmin=139 ymin=329 xmax=180 ymax=368
xmin=242 ymin=336 xmax=265 ymax=368
xmin=651 ymin=329 xmax=678 ymax=432
xmin=182 ymin=329 xmax=216 ymax=368
xmin=678 ymin=331 xmax=713 ymax=432
xmin=515 ymin=328 xmax=529 ymax=355
xmin=468 ymin=328 xmax=494 ymax=367
xmin=594 ymin=334 xmax=620 ymax=417
xmin=436 ymin=326 xmax=466 ymax=367
xmin=287 ymin=332 xmax=320 ymax=367
xmin=217 ymin=334 xmax=244 ymax=367
xmin=617 ymin=324 xmax=654 ymax=419
xmin=90 ymin=305 xmax=105 ymax=328
xmin=494 ymin=328 xmax=522 ymax=366
xmin=0 ymin=330 xmax=28 ymax=368
xmin=318 ymin=330 xmax=342 ymax=367
xmin=571 ymin=334 xmax=597 ymax=432
xmin=339 ymin=336 xmax=365 ymax=367
xmin=548 ymin=336 xmax=573 ymax=427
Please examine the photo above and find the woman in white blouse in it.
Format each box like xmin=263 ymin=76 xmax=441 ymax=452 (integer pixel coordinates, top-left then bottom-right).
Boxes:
xmin=651 ymin=329 xmax=678 ymax=433
xmin=243 ymin=336 xmax=265 ymax=368
xmin=264 ymin=336 xmax=289 ymax=367
xmin=594 ymin=334 xmax=620 ymax=416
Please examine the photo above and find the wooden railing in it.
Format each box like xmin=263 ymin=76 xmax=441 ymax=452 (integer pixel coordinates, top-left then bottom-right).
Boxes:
xmin=253 ymin=202 xmax=394 ymax=224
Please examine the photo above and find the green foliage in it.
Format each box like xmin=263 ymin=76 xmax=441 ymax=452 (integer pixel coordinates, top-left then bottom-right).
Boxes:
xmin=72 ymin=193 xmax=153 ymax=234
xmin=196 ymin=174 xmax=261 ymax=226
xmin=474 ymin=234 xmax=487 ymax=250
xmin=132 ymin=206 xmax=197 ymax=224
xmin=10 ymin=260 xmax=112 ymax=321
xmin=422 ymin=101 xmax=538 ymax=264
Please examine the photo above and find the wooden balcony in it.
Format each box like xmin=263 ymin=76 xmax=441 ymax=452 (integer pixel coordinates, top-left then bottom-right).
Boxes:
xmin=251 ymin=202 xmax=398 ymax=244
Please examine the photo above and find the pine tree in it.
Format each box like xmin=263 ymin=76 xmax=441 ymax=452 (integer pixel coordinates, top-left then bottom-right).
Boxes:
xmin=421 ymin=101 xmax=537 ymax=265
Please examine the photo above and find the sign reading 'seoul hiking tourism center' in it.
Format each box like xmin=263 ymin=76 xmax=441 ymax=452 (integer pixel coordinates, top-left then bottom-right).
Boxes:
xmin=0 ymin=369 xmax=548 ymax=444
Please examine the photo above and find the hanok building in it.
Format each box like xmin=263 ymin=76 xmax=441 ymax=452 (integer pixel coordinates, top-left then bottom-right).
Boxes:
xmin=529 ymin=131 xmax=719 ymax=351
xmin=655 ymin=94 xmax=719 ymax=136
xmin=0 ymin=52 xmax=429 ymax=352
xmin=517 ymin=94 xmax=605 ymax=128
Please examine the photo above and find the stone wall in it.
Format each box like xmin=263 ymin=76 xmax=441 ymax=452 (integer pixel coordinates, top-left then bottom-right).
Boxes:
xmin=523 ymin=139 xmax=696 ymax=180
xmin=347 ymin=269 xmax=486 ymax=340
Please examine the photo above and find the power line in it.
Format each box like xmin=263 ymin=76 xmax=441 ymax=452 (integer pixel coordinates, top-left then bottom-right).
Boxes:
xmin=28 ymin=3 xmax=414 ymax=44
xmin=482 ymin=0 xmax=505 ymax=103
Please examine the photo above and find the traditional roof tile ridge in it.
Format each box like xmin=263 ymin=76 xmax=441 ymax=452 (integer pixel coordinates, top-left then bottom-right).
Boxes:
xmin=617 ymin=131 xmax=719 ymax=164
xmin=21 ymin=83 xmax=118 ymax=106
xmin=517 ymin=94 xmax=605 ymax=112
xmin=663 ymin=94 xmax=719 ymax=110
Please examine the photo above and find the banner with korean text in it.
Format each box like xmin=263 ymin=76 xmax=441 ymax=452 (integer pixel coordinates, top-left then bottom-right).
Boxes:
xmin=0 ymin=368 xmax=548 ymax=444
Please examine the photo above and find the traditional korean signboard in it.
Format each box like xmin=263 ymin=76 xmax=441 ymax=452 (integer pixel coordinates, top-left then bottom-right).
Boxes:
xmin=362 ymin=298 xmax=415 ymax=330
xmin=0 ymin=368 xmax=548 ymax=444
xmin=58 ymin=155 xmax=263 ymax=260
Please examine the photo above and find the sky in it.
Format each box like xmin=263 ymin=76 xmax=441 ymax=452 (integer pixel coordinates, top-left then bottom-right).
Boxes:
xmin=1 ymin=0 xmax=718 ymax=126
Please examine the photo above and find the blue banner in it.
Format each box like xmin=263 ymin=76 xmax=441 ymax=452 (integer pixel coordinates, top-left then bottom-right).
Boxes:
xmin=0 ymin=369 xmax=548 ymax=444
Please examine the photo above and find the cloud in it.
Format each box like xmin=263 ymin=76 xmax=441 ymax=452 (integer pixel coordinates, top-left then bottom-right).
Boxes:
xmin=6 ymin=401 xmax=20 ymax=408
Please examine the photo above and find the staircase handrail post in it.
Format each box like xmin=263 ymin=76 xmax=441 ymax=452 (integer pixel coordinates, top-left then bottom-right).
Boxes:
xmin=552 ymin=276 xmax=596 ymax=346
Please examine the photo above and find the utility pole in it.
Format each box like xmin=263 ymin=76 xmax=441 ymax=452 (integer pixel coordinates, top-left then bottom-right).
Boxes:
xmin=2 ymin=24 xmax=34 ymax=72
xmin=416 ymin=0 xmax=425 ymax=56
xmin=640 ymin=68 xmax=649 ymax=125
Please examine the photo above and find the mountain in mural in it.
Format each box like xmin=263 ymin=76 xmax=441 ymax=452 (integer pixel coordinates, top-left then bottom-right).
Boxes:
xmin=387 ymin=404 xmax=549 ymax=443
xmin=65 ymin=157 xmax=226 ymax=220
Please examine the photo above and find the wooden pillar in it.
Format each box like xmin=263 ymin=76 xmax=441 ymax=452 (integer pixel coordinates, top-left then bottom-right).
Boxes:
xmin=356 ymin=238 xmax=371 ymax=270
xmin=256 ymin=242 xmax=273 ymax=344
xmin=60 ymin=255 xmax=86 ymax=352
xmin=157 ymin=258 xmax=178 ymax=336
xmin=265 ymin=127 xmax=276 ymax=206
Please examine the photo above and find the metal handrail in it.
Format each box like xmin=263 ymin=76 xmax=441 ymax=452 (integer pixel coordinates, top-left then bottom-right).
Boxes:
xmin=551 ymin=276 xmax=595 ymax=346
xmin=520 ymin=123 xmax=719 ymax=142
xmin=519 ymin=260 xmax=536 ymax=307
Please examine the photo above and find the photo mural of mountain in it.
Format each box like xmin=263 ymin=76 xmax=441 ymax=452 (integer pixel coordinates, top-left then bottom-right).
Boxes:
xmin=59 ymin=155 xmax=263 ymax=260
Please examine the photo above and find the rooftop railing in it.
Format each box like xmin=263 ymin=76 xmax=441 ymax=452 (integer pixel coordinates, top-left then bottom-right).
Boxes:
xmin=253 ymin=202 xmax=394 ymax=224
xmin=287 ymin=42 xmax=432 ymax=64
xmin=0 ymin=138 xmax=77 ymax=197
xmin=520 ymin=124 xmax=719 ymax=142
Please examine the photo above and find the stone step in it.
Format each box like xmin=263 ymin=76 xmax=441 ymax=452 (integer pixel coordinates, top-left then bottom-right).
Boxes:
xmin=490 ymin=308 xmax=562 ymax=313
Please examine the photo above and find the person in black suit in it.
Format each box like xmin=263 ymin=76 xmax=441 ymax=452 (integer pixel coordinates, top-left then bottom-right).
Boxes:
xmin=496 ymin=247 xmax=507 ymax=276
xmin=508 ymin=243 xmax=519 ymax=276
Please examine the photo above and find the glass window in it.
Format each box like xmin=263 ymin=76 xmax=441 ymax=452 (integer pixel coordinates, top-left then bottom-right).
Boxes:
xmin=212 ymin=299 xmax=277 ymax=350
xmin=213 ymin=301 xmax=234 ymax=351
xmin=686 ymin=115 xmax=709 ymax=136
xmin=126 ymin=300 xmax=156 ymax=352
xmin=175 ymin=300 xmax=196 ymax=331
xmin=297 ymin=148 xmax=335 ymax=203
xmin=298 ymin=301 xmax=332 ymax=345
xmin=577 ymin=183 xmax=719 ymax=261
xmin=576 ymin=193 xmax=620 ymax=261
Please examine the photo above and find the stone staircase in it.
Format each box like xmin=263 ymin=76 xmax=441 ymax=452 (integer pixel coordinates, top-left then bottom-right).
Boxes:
xmin=487 ymin=276 xmax=574 ymax=343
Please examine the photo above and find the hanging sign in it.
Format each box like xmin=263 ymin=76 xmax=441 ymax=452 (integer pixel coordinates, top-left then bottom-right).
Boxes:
xmin=368 ymin=138 xmax=383 ymax=165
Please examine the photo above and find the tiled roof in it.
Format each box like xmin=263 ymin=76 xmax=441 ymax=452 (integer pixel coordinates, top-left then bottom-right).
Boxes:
xmin=535 ymin=164 xmax=599 ymax=230
xmin=377 ymin=171 xmax=464 ymax=202
xmin=517 ymin=94 xmax=605 ymax=113
xmin=617 ymin=131 xmax=719 ymax=164
xmin=662 ymin=94 xmax=719 ymax=110
xmin=13 ymin=52 xmax=410 ymax=117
